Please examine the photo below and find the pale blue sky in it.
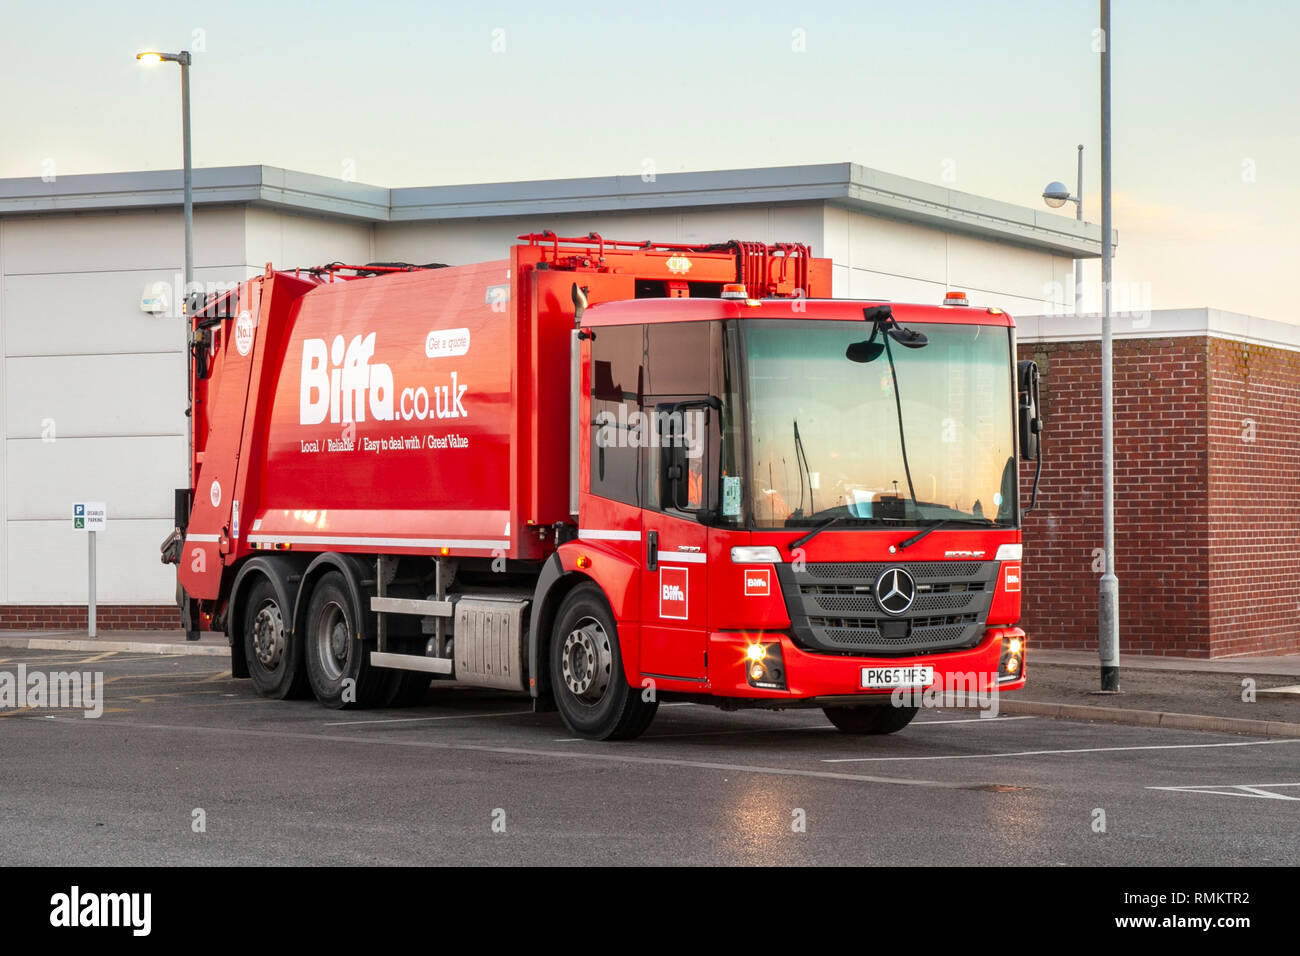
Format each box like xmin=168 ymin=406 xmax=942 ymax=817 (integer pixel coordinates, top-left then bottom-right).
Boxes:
xmin=2 ymin=1 xmax=1296 ymax=320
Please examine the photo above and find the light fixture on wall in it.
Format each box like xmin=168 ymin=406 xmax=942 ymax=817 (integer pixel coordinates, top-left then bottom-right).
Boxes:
xmin=1041 ymin=144 xmax=1084 ymax=315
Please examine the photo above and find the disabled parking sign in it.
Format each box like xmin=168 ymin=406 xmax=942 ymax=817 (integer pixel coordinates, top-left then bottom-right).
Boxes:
xmin=73 ymin=502 xmax=107 ymax=531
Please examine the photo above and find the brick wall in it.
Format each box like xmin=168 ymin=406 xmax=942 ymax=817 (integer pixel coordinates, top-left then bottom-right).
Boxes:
xmin=1019 ymin=334 xmax=1300 ymax=658
xmin=0 ymin=605 xmax=180 ymax=630
xmin=1206 ymin=338 xmax=1300 ymax=656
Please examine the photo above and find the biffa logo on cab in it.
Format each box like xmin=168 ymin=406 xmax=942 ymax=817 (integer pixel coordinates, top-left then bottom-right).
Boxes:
xmin=659 ymin=566 xmax=689 ymax=620
xmin=744 ymin=569 xmax=771 ymax=597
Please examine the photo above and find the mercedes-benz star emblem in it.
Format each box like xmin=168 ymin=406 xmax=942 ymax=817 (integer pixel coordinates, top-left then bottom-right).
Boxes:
xmin=875 ymin=567 xmax=917 ymax=616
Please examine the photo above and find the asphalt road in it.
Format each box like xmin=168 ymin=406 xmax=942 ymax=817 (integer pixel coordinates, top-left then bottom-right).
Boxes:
xmin=1 ymin=647 xmax=1296 ymax=866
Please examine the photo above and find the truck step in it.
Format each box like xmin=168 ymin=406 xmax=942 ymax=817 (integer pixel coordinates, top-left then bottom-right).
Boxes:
xmin=371 ymin=596 xmax=455 ymax=617
xmin=369 ymin=651 xmax=454 ymax=674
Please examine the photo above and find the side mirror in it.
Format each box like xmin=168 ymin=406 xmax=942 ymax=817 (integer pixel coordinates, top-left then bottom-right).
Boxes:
xmin=1018 ymin=360 xmax=1042 ymax=461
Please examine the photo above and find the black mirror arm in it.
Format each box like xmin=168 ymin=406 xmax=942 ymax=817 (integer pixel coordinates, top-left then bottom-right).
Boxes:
xmin=1025 ymin=435 xmax=1042 ymax=515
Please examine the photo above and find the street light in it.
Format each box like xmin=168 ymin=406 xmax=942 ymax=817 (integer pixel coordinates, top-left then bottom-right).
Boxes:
xmin=1042 ymin=144 xmax=1084 ymax=314
xmin=138 ymin=48 xmax=200 ymax=644
xmin=136 ymin=49 xmax=194 ymax=481
xmin=136 ymin=50 xmax=192 ymax=302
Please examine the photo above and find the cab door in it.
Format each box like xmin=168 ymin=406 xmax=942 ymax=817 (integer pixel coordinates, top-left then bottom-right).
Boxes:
xmin=638 ymin=321 xmax=721 ymax=682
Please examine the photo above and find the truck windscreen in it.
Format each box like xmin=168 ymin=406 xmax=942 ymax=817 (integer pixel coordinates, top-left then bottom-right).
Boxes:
xmin=741 ymin=320 xmax=1017 ymax=530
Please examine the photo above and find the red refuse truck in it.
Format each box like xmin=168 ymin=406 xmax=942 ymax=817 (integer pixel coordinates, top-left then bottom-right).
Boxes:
xmin=162 ymin=232 xmax=1042 ymax=740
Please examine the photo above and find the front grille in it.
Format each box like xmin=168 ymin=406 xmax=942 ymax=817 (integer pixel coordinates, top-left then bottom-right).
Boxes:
xmin=777 ymin=561 xmax=996 ymax=656
xmin=809 ymin=613 xmax=979 ymax=629
xmin=814 ymin=624 xmax=974 ymax=651
xmin=805 ymin=561 xmax=975 ymax=581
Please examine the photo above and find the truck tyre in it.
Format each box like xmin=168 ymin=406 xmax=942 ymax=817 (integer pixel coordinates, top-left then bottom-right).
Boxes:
xmin=550 ymin=584 xmax=657 ymax=741
xmin=822 ymin=703 xmax=918 ymax=735
xmin=303 ymin=571 xmax=390 ymax=709
xmin=243 ymin=577 xmax=308 ymax=699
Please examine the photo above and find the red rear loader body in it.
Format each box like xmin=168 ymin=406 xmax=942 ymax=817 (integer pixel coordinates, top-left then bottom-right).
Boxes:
xmin=163 ymin=234 xmax=1039 ymax=739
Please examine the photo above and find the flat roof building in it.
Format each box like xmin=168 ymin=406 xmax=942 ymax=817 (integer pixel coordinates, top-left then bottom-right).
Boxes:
xmin=3 ymin=162 xmax=1104 ymax=628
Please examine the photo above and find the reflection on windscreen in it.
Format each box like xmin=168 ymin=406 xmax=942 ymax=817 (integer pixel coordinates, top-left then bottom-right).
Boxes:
xmin=744 ymin=320 xmax=1016 ymax=529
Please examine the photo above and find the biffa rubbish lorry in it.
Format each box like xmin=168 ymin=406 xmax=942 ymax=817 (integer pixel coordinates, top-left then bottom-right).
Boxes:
xmin=162 ymin=232 xmax=1043 ymax=740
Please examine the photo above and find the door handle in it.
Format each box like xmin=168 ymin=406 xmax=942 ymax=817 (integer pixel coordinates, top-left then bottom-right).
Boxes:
xmin=647 ymin=530 xmax=658 ymax=572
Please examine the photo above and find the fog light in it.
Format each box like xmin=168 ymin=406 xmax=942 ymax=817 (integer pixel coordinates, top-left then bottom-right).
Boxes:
xmin=744 ymin=640 xmax=786 ymax=690
xmin=998 ymin=632 xmax=1026 ymax=682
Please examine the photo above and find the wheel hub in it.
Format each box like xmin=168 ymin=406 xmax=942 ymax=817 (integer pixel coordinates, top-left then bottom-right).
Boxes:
xmin=561 ymin=618 xmax=612 ymax=703
xmin=252 ymin=603 xmax=285 ymax=669
xmin=330 ymin=620 xmax=349 ymax=663
xmin=315 ymin=602 xmax=351 ymax=682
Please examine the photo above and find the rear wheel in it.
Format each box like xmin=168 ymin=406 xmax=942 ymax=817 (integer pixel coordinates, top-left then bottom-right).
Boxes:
xmin=822 ymin=703 xmax=918 ymax=735
xmin=243 ymin=578 xmax=308 ymax=699
xmin=303 ymin=571 xmax=391 ymax=709
xmin=550 ymin=584 xmax=657 ymax=740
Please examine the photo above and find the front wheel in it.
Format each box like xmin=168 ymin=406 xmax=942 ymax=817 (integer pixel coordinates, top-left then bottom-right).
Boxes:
xmin=822 ymin=703 xmax=918 ymax=735
xmin=550 ymin=584 xmax=657 ymax=741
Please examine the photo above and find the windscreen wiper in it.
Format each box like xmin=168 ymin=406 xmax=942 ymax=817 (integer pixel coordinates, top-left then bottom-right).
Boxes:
xmin=896 ymin=517 xmax=996 ymax=552
xmin=788 ymin=515 xmax=842 ymax=551
xmin=787 ymin=514 xmax=909 ymax=551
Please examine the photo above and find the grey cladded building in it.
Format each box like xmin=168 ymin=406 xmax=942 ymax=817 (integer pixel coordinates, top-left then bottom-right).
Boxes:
xmin=0 ymin=162 xmax=1101 ymax=621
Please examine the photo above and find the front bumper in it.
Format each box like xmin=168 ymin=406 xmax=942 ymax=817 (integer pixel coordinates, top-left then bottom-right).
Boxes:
xmin=707 ymin=627 xmax=1027 ymax=701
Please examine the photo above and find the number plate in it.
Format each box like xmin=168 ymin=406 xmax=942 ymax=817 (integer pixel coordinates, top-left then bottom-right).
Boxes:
xmin=861 ymin=666 xmax=934 ymax=689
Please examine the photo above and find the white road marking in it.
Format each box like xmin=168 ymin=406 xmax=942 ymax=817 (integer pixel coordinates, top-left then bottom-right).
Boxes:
xmin=644 ymin=724 xmax=834 ymax=740
xmin=1147 ymin=783 xmax=1300 ymax=801
xmin=535 ymin=716 xmax=1033 ymax=742
xmin=324 ymin=710 xmax=528 ymax=727
xmin=54 ymin=715 xmax=973 ymax=789
xmin=823 ymin=738 xmax=1300 ymax=763
xmin=911 ymin=716 xmax=1038 ymax=726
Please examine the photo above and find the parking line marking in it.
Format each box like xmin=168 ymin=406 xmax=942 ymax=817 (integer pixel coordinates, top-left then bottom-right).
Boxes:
xmin=56 ymin=715 xmax=975 ymax=790
xmin=644 ymin=724 xmax=834 ymax=740
xmin=1147 ymin=782 xmax=1300 ymax=801
xmin=638 ymin=715 xmax=1035 ymax=740
xmin=823 ymin=738 xmax=1300 ymax=763
xmin=323 ymin=710 xmax=529 ymax=727
xmin=911 ymin=716 xmax=1038 ymax=726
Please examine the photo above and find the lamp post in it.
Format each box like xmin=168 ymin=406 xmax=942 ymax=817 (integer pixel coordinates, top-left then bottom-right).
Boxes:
xmin=1097 ymin=0 xmax=1120 ymax=692
xmin=136 ymin=49 xmax=194 ymax=485
xmin=1042 ymin=144 xmax=1084 ymax=314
